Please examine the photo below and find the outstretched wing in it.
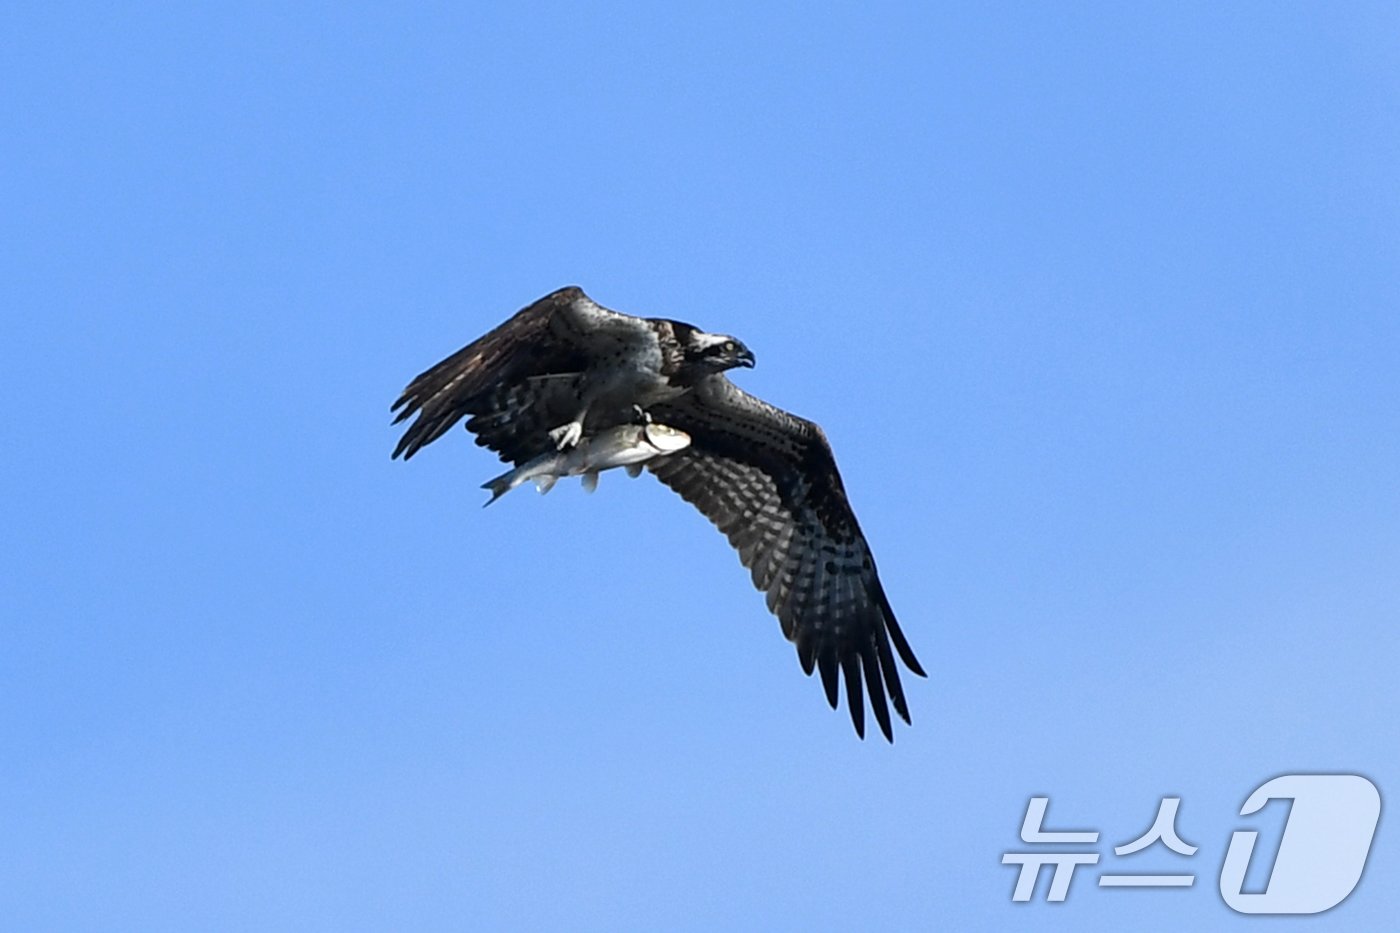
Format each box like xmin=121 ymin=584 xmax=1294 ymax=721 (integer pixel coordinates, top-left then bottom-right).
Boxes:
xmin=391 ymin=286 xmax=653 ymax=464
xmin=647 ymin=377 xmax=925 ymax=741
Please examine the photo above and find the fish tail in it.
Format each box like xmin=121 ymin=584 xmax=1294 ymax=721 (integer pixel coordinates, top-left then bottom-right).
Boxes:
xmin=481 ymin=469 xmax=517 ymax=507
xmin=481 ymin=453 xmax=551 ymax=506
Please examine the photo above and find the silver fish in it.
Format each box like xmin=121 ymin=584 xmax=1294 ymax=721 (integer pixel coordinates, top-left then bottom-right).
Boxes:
xmin=481 ymin=422 xmax=691 ymax=506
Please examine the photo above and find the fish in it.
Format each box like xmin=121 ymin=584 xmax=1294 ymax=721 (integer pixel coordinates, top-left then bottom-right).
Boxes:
xmin=480 ymin=422 xmax=692 ymax=506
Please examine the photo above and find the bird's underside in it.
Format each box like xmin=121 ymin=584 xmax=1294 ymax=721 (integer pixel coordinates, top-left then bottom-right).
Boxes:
xmin=392 ymin=286 xmax=925 ymax=741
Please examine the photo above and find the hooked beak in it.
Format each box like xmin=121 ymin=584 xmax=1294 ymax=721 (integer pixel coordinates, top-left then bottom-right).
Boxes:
xmin=737 ymin=347 xmax=756 ymax=368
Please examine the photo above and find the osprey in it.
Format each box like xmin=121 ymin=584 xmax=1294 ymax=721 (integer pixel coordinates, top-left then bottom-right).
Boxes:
xmin=391 ymin=286 xmax=925 ymax=741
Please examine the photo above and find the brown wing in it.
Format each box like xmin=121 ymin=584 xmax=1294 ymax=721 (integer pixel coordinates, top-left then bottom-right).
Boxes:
xmin=391 ymin=286 xmax=656 ymax=464
xmin=647 ymin=377 xmax=925 ymax=741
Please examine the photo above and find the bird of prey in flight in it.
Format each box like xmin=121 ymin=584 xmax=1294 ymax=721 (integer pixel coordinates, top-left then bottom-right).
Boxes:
xmin=391 ymin=286 xmax=924 ymax=741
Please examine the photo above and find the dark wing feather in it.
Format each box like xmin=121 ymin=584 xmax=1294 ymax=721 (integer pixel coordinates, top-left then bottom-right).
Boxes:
xmin=647 ymin=377 xmax=925 ymax=741
xmin=459 ymin=374 xmax=590 ymax=466
xmin=391 ymin=286 xmax=651 ymax=464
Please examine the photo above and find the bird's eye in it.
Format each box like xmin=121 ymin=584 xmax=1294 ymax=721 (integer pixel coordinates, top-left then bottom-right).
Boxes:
xmin=723 ymin=340 xmax=736 ymax=352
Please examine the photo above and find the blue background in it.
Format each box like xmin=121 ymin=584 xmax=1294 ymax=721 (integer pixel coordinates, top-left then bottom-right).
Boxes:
xmin=4 ymin=3 xmax=1397 ymax=930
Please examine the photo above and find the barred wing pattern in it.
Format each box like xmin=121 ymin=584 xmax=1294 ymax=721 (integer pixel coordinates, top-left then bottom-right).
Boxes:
xmin=391 ymin=286 xmax=653 ymax=463
xmin=648 ymin=378 xmax=924 ymax=741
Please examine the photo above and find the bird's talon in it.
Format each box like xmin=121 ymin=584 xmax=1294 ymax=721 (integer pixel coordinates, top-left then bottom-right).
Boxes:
xmin=549 ymin=421 xmax=584 ymax=449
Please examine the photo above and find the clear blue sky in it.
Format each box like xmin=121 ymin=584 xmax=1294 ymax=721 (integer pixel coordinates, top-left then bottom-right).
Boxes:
xmin=3 ymin=3 xmax=1397 ymax=930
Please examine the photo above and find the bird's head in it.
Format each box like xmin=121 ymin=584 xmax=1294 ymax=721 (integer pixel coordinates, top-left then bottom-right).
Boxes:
xmin=684 ymin=330 xmax=756 ymax=374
